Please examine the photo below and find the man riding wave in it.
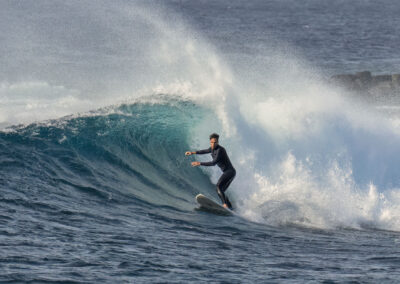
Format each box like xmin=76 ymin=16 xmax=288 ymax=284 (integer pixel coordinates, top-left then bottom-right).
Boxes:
xmin=185 ymin=133 xmax=236 ymax=209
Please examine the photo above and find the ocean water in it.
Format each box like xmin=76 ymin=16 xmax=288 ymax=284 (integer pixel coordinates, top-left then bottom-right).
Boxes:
xmin=1 ymin=1 xmax=400 ymax=283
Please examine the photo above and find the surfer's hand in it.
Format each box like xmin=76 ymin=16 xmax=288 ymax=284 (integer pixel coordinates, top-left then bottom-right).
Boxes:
xmin=185 ymin=151 xmax=193 ymax=156
xmin=191 ymin=161 xmax=200 ymax=167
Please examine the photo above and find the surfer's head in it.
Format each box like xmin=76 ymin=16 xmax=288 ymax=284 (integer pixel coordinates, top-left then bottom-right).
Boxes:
xmin=209 ymin=133 xmax=219 ymax=149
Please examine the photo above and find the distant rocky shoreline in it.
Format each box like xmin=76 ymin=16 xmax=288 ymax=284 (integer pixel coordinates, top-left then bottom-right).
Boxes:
xmin=330 ymin=71 xmax=400 ymax=97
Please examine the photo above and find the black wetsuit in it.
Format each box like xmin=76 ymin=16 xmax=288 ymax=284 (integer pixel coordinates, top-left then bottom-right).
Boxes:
xmin=196 ymin=145 xmax=236 ymax=209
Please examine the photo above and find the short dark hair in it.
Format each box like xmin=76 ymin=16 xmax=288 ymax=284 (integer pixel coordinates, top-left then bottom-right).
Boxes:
xmin=209 ymin=133 xmax=219 ymax=141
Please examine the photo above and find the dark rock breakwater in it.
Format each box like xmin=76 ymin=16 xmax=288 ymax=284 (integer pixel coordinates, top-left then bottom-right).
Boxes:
xmin=330 ymin=71 xmax=400 ymax=98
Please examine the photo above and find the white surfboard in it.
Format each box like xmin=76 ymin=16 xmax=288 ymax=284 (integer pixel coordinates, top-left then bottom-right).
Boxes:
xmin=195 ymin=194 xmax=233 ymax=215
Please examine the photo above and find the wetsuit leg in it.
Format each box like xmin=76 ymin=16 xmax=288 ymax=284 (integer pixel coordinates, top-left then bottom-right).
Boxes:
xmin=216 ymin=169 xmax=236 ymax=209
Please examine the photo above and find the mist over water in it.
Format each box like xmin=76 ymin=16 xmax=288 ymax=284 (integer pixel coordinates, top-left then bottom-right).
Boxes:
xmin=2 ymin=1 xmax=400 ymax=282
xmin=0 ymin=0 xmax=232 ymax=127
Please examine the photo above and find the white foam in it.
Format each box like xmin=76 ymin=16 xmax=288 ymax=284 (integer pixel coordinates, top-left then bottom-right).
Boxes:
xmin=236 ymin=152 xmax=398 ymax=230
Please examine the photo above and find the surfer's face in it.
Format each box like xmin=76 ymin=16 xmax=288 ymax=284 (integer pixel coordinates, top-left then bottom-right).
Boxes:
xmin=210 ymin=138 xmax=218 ymax=150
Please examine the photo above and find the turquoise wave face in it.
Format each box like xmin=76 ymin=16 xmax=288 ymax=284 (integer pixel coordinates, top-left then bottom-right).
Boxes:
xmin=0 ymin=98 xmax=216 ymax=211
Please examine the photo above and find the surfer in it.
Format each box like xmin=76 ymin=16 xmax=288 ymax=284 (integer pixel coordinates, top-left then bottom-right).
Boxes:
xmin=185 ymin=133 xmax=235 ymax=209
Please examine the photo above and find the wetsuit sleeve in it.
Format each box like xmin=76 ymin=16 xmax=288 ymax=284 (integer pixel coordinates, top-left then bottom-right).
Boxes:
xmin=195 ymin=147 xmax=211 ymax=155
xmin=200 ymin=148 xmax=222 ymax=166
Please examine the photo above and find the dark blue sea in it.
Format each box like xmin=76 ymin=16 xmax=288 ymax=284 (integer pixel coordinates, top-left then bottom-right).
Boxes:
xmin=1 ymin=0 xmax=400 ymax=283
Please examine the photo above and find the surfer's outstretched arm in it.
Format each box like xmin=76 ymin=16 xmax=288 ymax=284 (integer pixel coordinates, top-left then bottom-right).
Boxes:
xmin=195 ymin=147 xmax=212 ymax=155
xmin=185 ymin=147 xmax=211 ymax=156
xmin=190 ymin=147 xmax=220 ymax=167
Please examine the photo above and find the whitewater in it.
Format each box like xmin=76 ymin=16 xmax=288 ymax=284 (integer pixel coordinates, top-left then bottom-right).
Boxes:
xmin=1 ymin=0 xmax=400 ymax=282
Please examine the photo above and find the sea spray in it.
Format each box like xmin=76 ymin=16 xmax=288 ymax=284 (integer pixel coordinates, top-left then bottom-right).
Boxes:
xmin=197 ymin=64 xmax=400 ymax=230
